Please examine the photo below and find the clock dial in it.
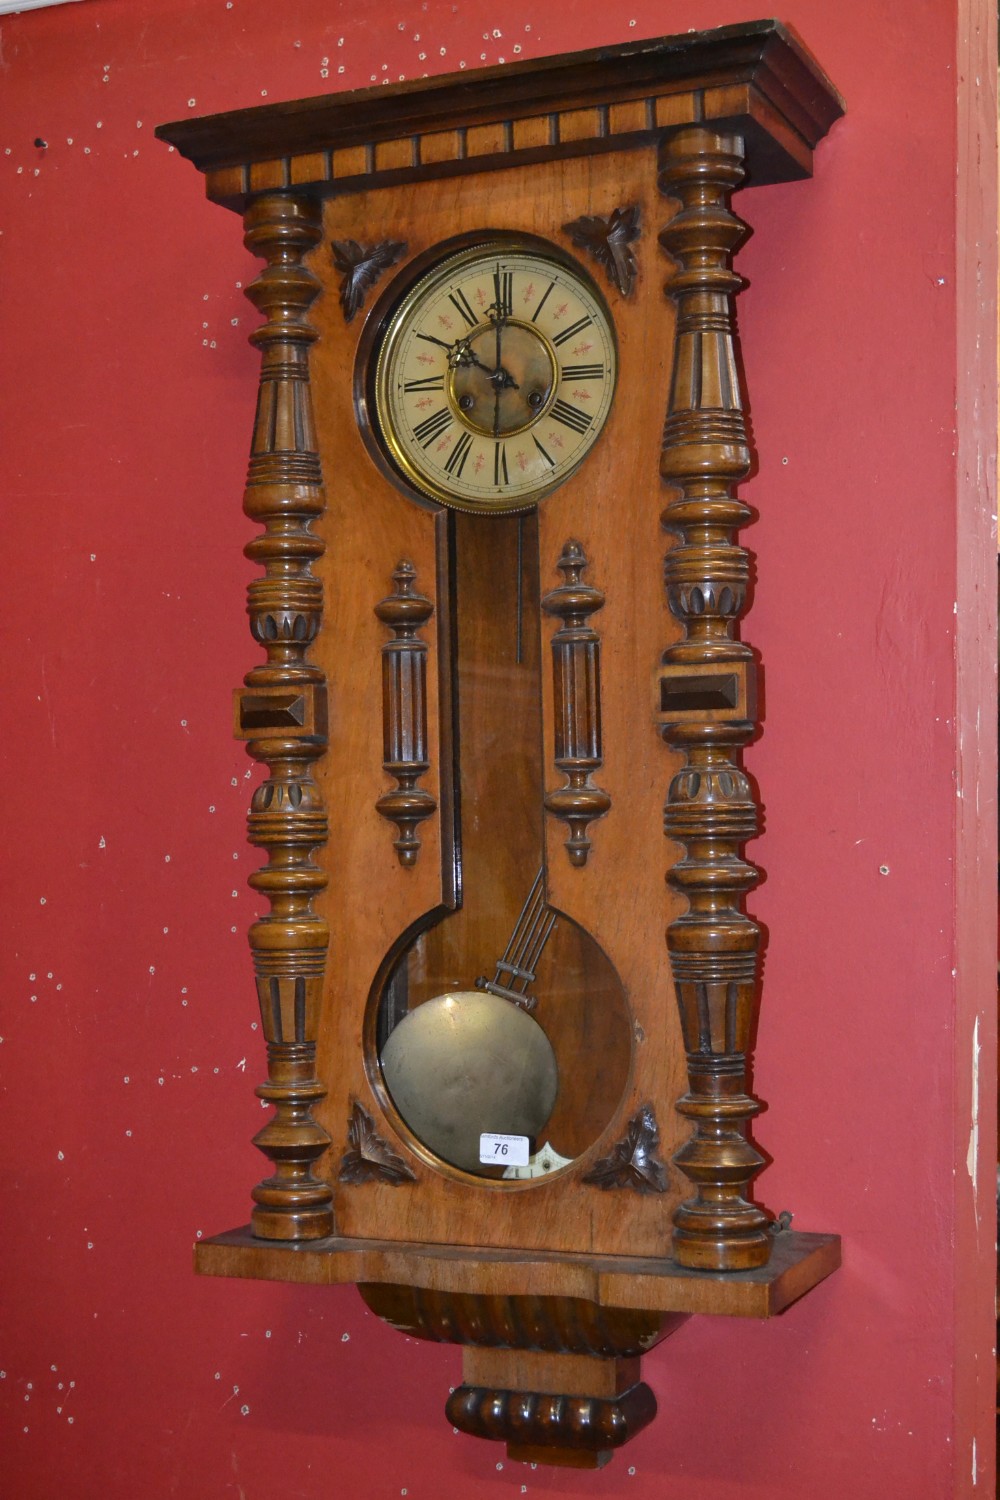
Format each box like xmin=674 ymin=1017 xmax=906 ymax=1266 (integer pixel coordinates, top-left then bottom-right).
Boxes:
xmin=371 ymin=241 xmax=617 ymax=512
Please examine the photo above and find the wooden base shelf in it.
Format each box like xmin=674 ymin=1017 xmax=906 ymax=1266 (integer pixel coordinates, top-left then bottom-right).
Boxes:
xmin=193 ymin=1228 xmax=838 ymax=1466
xmin=195 ymin=1227 xmax=839 ymax=1319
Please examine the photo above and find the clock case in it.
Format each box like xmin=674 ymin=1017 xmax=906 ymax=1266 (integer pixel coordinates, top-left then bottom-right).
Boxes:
xmin=157 ymin=21 xmax=843 ymax=1469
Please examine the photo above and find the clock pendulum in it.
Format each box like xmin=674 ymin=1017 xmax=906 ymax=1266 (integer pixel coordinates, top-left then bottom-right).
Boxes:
xmin=378 ymin=867 xmax=560 ymax=1175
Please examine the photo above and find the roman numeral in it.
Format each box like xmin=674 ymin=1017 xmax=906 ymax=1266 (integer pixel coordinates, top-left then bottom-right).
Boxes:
xmin=533 ymin=436 xmax=556 ymax=468
xmin=530 ymin=280 xmax=556 ymax=323
xmin=492 ymin=268 xmax=513 ymax=318
xmin=402 ymin=375 xmax=445 ymax=392
xmin=444 ymin=431 xmax=474 ymax=477
xmin=560 ymin=363 xmax=604 ymax=381
xmin=550 ymin=399 xmax=591 ymax=435
xmin=448 ymin=288 xmax=478 ymax=327
xmin=552 ymin=316 xmax=593 ymax=347
xmin=494 ymin=442 xmax=509 ymax=486
xmin=412 ymin=407 xmax=453 ymax=446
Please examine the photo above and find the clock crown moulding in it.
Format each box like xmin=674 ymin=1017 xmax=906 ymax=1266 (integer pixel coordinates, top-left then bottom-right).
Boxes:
xmin=157 ymin=19 xmax=843 ymax=208
xmin=157 ymin=20 xmax=843 ymax=1472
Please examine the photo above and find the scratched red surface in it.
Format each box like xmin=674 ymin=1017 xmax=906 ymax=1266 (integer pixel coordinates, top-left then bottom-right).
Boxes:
xmin=0 ymin=2 xmax=994 ymax=1497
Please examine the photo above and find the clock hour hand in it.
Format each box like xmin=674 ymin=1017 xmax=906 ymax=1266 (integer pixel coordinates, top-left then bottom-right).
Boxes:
xmin=416 ymin=329 xmax=510 ymax=381
xmin=447 ymin=336 xmax=488 ymax=371
xmin=450 ymin=336 xmax=519 ymax=391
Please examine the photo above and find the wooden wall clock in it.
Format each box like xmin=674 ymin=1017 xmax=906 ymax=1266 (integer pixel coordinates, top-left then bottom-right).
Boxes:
xmin=157 ymin=21 xmax=844 ymax=1469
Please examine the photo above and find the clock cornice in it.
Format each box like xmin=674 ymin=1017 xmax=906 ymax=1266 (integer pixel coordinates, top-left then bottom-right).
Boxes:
xmin=156 ymin=19 xmax=844 ymax=210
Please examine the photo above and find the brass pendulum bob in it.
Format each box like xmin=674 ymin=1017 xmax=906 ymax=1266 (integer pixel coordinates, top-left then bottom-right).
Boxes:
xmin=379 ymin=870 xmax=559 ymax=1173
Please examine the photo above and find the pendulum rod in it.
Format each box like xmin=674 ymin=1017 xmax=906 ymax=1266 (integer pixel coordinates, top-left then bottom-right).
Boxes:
xmin=476 ymin=868 xmax=557 ymax=1012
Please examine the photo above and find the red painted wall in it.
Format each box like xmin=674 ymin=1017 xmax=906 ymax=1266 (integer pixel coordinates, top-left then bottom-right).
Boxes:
xmin=1 ymin=2 xmax=994 ymax=1497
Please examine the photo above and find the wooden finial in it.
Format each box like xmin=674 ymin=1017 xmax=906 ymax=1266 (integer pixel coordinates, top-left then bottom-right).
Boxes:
xmin=374 ymin=560 xmax=437 ymax=866
xmin=541 ymin=540 xmax=611 ymax=866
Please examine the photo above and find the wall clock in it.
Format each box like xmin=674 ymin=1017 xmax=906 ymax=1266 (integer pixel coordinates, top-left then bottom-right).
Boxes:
xmin=157 ymin=20 xmax=844 ymax=1469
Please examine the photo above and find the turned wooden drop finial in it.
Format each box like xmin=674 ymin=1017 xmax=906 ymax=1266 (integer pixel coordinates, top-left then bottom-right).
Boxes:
xmin=374 ymin=559 xmax=437 ymax=866
xmin=541 ymin=540 xmax=611 ymax=866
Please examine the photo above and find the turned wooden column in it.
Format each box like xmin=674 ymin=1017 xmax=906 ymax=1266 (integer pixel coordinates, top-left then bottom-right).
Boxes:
xmin=234 ymin=192 xmax=333 ymax=1240
xmin=656 ymin=129 xmax=770 ymax=1271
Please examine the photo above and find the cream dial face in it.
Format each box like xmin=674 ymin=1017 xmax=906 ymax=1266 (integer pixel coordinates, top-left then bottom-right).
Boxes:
xmin=372 ymin=242 xmax=617 ymax=512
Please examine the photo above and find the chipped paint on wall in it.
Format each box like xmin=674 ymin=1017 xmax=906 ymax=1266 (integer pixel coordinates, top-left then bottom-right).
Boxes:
xmin=966 ymin=1013 xmax=980 ymax=1223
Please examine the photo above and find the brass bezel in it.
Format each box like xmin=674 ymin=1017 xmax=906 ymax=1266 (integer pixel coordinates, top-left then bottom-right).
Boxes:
xmin=368 ymin=237 xmax=618 ymax=515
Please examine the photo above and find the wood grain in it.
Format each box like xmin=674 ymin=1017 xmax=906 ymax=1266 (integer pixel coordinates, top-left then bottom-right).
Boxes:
xmin=308 ymin=148 xmax=687 ymax=1258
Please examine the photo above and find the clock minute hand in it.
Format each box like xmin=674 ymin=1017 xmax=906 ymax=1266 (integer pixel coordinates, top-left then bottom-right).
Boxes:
xmin=492 ymin=317 xmax=501 ymax=436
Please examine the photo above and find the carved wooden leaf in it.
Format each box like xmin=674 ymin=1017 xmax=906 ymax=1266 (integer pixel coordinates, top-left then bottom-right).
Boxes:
xmin=339 ymin=1099 xmax=416 ymax=1185
xmin=331 ymin=238 xmax=407 ymax=322
xmin=581 ymin=1104 xmax=669 ymax=1193
xmin=562 ymin=205 xmax=641 ymax=296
